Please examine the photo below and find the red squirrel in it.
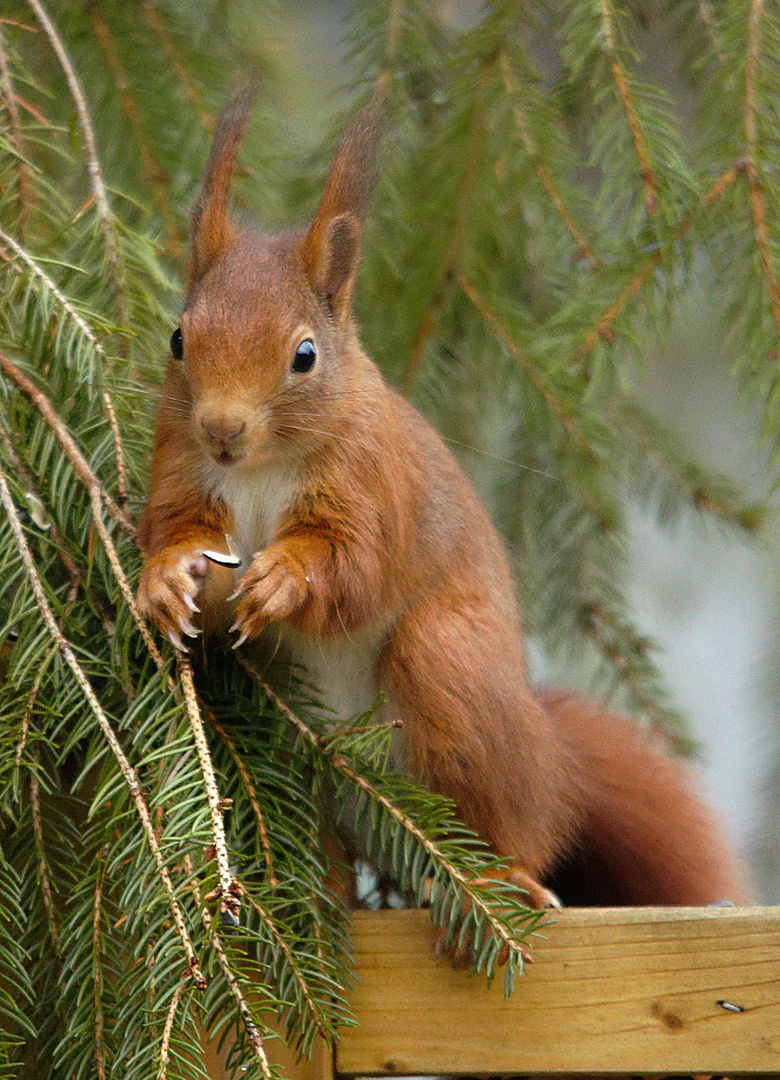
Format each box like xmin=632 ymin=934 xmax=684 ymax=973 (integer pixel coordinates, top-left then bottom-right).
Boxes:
xmin=137 ymin=83 xmax=745 ymax=909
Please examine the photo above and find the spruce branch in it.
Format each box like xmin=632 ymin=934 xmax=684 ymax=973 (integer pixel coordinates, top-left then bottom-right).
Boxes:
xmin=157 ymin=981 xmax=183 ymax=1080
xmin=243 ymin=660 xmax=534 ymax=976
xmin=402 ymin=65 xmax=491 ymax=388
xmin=0 ymin=23 xmax=31 ymax=237
xmin=597 ymin=0 xmax=657 ymax=217
xmin=744 ymin=0 xmax=780 ymax=342
xmin=0 ymin=460 xmax=206 ymax=990
xmin=178 ymin=659 xmax=240 ymax=926
xmin=141 ymin=1 xmax=213 ymax=133
xmin=13 ymin=650 xmax=50 ymax=773
xmin=243 ymin=891 xmax=330 ymax=1043
xmin=0 ymin=418 xmax=82 ymax=598
xmin=206 ymin=707 xmax=278 ymax=889
xmin=30 ymin=766 xmax=61 ymax=955
xmin=697 ymin=0 xmax=725 ymax=62
xmin=457 ymin=270 xmax=595 ymax=461
xmin=0 ymin=350 xmax=134 ymax=535
xmin=574 ymin=161 xmax=744 ymax=363
xmin=90 ymin=493 xmax=241 ymax=925
xmin=0 ymin=228 xmax=131 ymax=500
xmin=88 ymin=486 xmax=161 ymax=662
xmin=25 ymin=0 xmax=127 ymax=325
xmin=90 ymin=9 xmax=180 ymax=256
xmin=183 ymin=853 xmax=273 ymax=1080
xmin=499 ymin=53 xmax=598 ymax=267
xmin=92 ymin=851 xmax=108 ymax=1080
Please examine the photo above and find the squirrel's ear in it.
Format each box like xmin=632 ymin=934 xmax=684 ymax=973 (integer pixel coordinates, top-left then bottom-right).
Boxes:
xmin=188 ymin=76 xmax=258 ymax=290
xmin=302 ymin=93 xmax=384 ymax=317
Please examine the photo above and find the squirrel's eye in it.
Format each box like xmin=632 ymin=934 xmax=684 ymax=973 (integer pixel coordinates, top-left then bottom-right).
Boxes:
xmin=291 ymin=338 xmax=316 ymax=374
xmin=170 ymin=327 xmax=183 ymax=360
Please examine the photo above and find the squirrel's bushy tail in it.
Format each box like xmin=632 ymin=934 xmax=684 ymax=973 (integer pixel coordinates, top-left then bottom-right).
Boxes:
xmin=540 ymin=691 xmax=747 ymax=906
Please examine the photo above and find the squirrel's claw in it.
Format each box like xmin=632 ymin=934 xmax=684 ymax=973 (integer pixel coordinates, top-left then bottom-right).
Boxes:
xmin=228 ymin=548 xmax=308 ymax=642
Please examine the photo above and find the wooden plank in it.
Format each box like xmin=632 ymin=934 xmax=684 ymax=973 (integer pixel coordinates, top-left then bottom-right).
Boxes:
xmin=337 ymin=907 xmax=780 ymax=1075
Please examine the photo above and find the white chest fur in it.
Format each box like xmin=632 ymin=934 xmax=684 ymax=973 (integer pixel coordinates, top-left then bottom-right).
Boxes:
xmin=214 ymin=463 xmax=301 ymax=567
xmin=212 ymin=463 xmax=385 ymax=721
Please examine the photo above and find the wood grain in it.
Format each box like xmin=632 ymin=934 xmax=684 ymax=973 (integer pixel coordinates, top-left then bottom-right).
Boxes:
xmin=337 ymin=907 xmax=780 ymax=1075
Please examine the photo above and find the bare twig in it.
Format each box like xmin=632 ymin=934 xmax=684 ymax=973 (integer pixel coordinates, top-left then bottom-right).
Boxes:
xmin=456 ymin=271 xmax=595 ymax=461
xmin=0 ymin=350 xmax=134 ymax=535
xmin=30 ymin=765 xmax=61 ymax=954
xmin=598 ymin=0 xmax=656 ymax=217
xmin=500 ymin=54 xmax=598 ymax=267
xmin=26 ymin=0 xmax=126 ymax=323
xmin=574 ymin=162 xmax=744 ymax=361
xmin=0 ymin=460 xmax=205 ymax=988
xmin=90 ymin=10 xmax=180 ymax=255
xmin=745 ymin=0 xmax=780 ymax=342
xmin=0 ymin=24 xmax=31 ymax=235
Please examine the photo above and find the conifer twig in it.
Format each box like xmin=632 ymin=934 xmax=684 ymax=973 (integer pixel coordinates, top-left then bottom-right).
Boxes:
xmin=499 ymin=54 xmax=598 ymax=267
xmin=243 ymin=891 xmax=329 ymax=1040
xmin=376 ymin=0 xmax=404 ymax=96
xmin=183 ymin=853 xmax=273 ymax=1079
xmin=240 ymin=657 xmax=531 ymax=968
xmin=205 ymin=708 xmax=278 ymax=888
xmin=598 ymin=0 xmax=656 ymax=217
xmin=744 ymin=0 xmax=780 ymax=342
xmin=0 ymin=228 xmax=131 ymax=506
xmin=456 ymin=271 xmax=595 ymax=461
xmin=178 ymin=659 xmax=239 ymax=924
xmin=93 ymin=852 xmax=108 ymax=1080
xmin=157 ymin=982 xmax=183 ymax=1080
xmin=697 ymin=0 xmax=725 ymax=62
xmin=14 ymin=653 xmax=50 ymax=771
xmin=0 ymin=351 xmax=134 ymax=535
xmin=89 ymin=487 xmax=160 ymax=660
xmin=0 ymin=416 xmax=83 ymax=591
xmin=90 ymin=10 xmax=180 ymax=255
xmin=25 ymin=0 xmax=126 ymax=324
xmin=0 ymin=461 xmax=206 ymax=988
xmin=402 ymin=66 xmax=491 ymax=388
xmin=0 ymin=24 xmax=31 ymax=236
xmin=141 ymin=1 xmax=212 ymax=132
xmin=30 ymin=766 xmax=61 ymax=955
xmin=574 ymin=162 xmax=744 ymax=361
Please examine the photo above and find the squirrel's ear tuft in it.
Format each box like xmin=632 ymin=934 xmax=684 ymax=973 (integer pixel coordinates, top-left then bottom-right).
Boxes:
xmin=302 ymin=92 xmax=385 ymax=317
xmin=188 ymin=75 xmax=259 ymax=290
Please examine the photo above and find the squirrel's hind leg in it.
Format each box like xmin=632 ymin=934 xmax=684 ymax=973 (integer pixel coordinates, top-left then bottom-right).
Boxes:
xmin=380 ymin=594 xmax=579 ymax=910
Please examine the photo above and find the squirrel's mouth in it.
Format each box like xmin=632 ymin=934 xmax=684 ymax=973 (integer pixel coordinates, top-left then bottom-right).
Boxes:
xmin=213 ymin=449 xmax=245 ymax=467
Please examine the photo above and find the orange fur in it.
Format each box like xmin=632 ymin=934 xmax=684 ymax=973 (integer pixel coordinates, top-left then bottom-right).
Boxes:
xmin=137 ymin=86 xmax=745 ymax=908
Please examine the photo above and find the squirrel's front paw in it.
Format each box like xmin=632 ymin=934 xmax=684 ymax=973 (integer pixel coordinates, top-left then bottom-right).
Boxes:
xmin=229 ymin=548 xmax=308 ymax=647
xmin=137 ymin=546 xmax=208 ymax=651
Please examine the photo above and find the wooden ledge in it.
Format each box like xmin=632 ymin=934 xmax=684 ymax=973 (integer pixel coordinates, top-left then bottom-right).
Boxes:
xmin=336 ymin=906 xmax=780 ymax=1076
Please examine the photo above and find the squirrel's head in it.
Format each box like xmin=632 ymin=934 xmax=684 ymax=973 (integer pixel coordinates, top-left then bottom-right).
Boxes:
xmin=171 ymin=78 xmax=383 ymax=470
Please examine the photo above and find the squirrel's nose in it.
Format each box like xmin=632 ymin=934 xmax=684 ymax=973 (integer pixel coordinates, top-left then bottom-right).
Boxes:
xmin=200 ymin=415 xmax=246 ymax=444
